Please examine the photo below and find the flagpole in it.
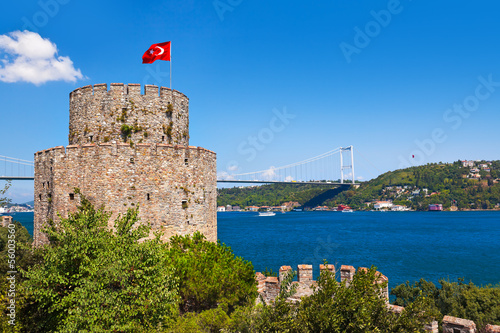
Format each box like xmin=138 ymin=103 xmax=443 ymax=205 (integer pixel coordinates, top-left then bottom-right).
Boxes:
xmin=170 ymin=43 xmax=172 ymax=90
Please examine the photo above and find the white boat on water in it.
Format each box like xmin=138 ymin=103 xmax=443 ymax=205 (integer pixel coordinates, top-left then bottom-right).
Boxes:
xmin=258 ymin=212 xmax=276 ymax=217
xmin=341 ymin=209 xmax=354 ymax=213
xmin=292 ymin=208 xmax=303 ymax=212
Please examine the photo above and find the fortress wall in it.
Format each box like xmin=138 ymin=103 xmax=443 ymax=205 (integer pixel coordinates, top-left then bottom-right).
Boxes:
xmin=34 ymin=143 xmax=216 ymax=247
xmin=68 ymin=83 xmax=189 ymax=146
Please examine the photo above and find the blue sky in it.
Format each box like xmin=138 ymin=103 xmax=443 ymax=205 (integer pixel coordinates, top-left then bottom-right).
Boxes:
xmin=1 ymin=0 xmax=500 ymax=202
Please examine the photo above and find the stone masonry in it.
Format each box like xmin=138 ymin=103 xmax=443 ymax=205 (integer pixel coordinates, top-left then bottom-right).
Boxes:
xmin=34 ymin=84 xmax=216 ymax=247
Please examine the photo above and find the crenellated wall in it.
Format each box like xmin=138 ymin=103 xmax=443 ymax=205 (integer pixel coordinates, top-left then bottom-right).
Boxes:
xmin=34 ymin=142 xmax=216 ymax=246
xmin=256 ymin=263 xmax=388 ymax=304
xmin=68 ymin=83 xmax=189 ymax=146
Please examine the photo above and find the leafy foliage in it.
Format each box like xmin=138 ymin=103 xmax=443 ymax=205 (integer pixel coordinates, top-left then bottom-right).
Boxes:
xmin=0 ymin=221 xmax=35 ymax=332
xmin=391 ymin=278 xmax=500 ymax=330
xmin=166 ymin=232 xmax=257 ymax=314
xmin=0 ymin=180 xmax=11 ymax=208
xmin=21 ymin=193 xmax=179 ymax=332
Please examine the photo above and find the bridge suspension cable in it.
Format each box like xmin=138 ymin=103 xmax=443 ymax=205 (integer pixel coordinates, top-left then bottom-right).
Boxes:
xmin=220 ymin=146 xmax=355 ymax=184
xmin=229 ymin=147 xmax=342 ymax=176
xmin=0 ymin=155 xmax=34 ymax=180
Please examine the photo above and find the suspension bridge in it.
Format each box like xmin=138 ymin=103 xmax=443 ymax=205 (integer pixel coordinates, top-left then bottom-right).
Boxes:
xmin=0 ymin=155 xmax=35 ymax=181
xmin=0 ymin=146 xmax=357 ymax=187
xmin=218 ymin=146 xmax=356 ymax=186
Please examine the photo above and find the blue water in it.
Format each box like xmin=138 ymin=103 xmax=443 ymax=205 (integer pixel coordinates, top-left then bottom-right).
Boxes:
xmin=10 ymin=211 xmax=500 ymax=290
xmin=7 ymin=212 xmax=34 ymax=236
xmin=218 ymin=211 xmax=500 ymax=290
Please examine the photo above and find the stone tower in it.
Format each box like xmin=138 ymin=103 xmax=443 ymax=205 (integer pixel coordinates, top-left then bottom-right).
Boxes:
xmin=34 ymin=83 xmax=217 ymax=247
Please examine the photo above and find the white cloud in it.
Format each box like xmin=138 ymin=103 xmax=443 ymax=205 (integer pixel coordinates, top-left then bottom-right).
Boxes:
xmin=0 ymin=30 xmax=84 ymax=85
xmin=262 ymin=166 xmax=277 ymax=181
xmin=227 ymin=164 xmax=239 ymax=172
xmin=285 ymin=175 xmax=294 ymax=182
xmin=217 ymin=171 xmax=235 ymax=180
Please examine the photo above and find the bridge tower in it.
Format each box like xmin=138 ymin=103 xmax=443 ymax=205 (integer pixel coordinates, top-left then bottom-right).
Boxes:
xmin=340 ymin=146 xmax=355 ymax=184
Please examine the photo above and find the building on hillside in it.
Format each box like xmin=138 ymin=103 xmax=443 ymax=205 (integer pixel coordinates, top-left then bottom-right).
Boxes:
xmin=391 ymin=205 xmax=409 ymax=211
xmin=461 ymin=160 xmax=474 ymax=168
xmin=373 ymin=201 xmax=393 ymax=210
xmin=1 ymin=216 xmax=13 ymax=227
xmin=217 ymin=206 xmax=226 ymax=212
xmin=282 ymin=201 xmax=300 ymax=210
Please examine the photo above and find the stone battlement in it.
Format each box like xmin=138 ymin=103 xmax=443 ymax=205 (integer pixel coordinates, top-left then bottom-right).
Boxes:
xmin=35 ymin=142 xmax=216 ymax=157
xmin=68 ymin=83 xmax=189 ymax=146
xmin=257 ymin=264 xmax=389 ymax=304
xmin=70 ymin=83 xmax=188 ymax=99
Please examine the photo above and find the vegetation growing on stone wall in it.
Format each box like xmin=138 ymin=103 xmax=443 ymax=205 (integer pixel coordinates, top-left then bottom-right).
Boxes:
xmin=116 ymin=108 xmax=128 ymax=122
xmin=68 ymin=130 xmax=77 ymax=142
xmin=163 ymin=121 xmax=173 ymax=139
xmin=132 ymin=120 xmax=143 ymax=133
xmin=166 ymin=103 xmax=174 ymax=116
xmin=120 ymin=124 xmax=133 ymax=140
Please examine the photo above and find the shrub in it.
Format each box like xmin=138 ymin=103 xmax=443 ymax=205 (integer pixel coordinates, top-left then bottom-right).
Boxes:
xmin=21 ymin=192 xmax=179 ymax=332
xmin=166 ymin=232 xmax=257 ymax=315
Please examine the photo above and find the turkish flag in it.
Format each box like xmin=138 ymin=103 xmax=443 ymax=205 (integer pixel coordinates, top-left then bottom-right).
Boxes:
xmin=142 ymin=41 xmax=171 ymax=64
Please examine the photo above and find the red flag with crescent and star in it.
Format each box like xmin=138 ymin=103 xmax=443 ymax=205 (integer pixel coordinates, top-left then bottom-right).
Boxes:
xmin=142 ymin=41 xmax=171 ymax=64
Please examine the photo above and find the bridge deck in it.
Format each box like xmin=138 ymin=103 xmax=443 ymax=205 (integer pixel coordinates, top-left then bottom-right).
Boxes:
xmin=0 ymin=176 xmax=34 ymax=180
xmin=217 ymin=180 xmax=355 ymax=186
xmin=0 ymin=176 xmax=357 ymax=187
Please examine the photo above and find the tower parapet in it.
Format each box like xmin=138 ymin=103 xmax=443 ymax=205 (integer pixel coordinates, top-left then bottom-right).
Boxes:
xmin=68 ymin=83 xmax=189 ymax=146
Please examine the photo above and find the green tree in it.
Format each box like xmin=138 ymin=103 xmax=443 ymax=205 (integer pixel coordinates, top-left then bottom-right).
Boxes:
xmin=392 ymin=278 xmax=500 ymax=330
xmin=0 ymin=180 xmax=11 ymax=208
xmin=295 ymin=266 xmax=438 ymax=332
xmin=0 ymin=221 xmax=35 ymax=332
xmin=21 ymin=193 xmax=179 ymax=332
xmin=166 ymin=232 xmax=257 ymax=315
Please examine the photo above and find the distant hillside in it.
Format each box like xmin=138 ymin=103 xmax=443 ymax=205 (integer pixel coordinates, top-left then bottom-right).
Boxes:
xmin=218 ymin=160 xmax=500 ymax=211
xmin=326 ymin=160 xmax=500 ymax=211
xmin=217 ymin=183 xmax=341 ymax=208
